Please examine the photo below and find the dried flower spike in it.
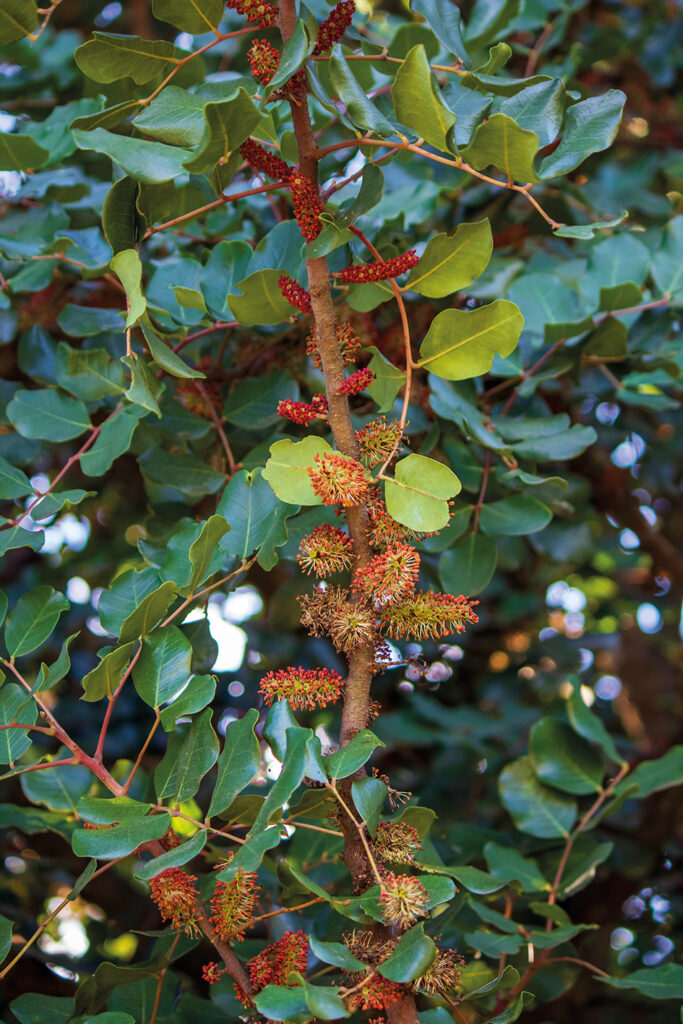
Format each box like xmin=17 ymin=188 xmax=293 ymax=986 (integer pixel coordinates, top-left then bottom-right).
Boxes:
xmin=298 ymin=524 xmax=353 ymax=577
xmin=307 ymin=322 xmax=362 ymax=368
xmin=338 ymin=367 xmax=374 ymax=396
xmin=209 ymin=858 xmax=259 ymax=942
xmin=313 ymin=1 xmax=356 ymax=55
xmin=278 ymin=275 xmax=313 ymax=313
xmin=308 ymin=451 xmax=368 ymax=506
xmin=247 ymin=39 xmax=279 ymax=85
xmin=353 ymin=543 xmax=420 ymax=603
xmin=241 ymin=138 xmax=291 ymax=180
xmin=412 ymin=948 xmax=465 ymax=995
xmin=290 ymin=170 xmax=324 ymax=242
xmin=338 ymin=251 xmax=419 ymax=284
xmin=379 ymin=872 xmax=430 ymax=930
xmin=149 ymin=867 xmax=199 ymax=936
xmin=259 ymin=666 xmax=344 ymax=709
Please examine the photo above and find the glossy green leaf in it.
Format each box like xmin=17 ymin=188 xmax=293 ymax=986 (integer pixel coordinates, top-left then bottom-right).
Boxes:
xmin=410 ymin=0 xmax=468 ymax=63
xmin=351 ymin=777 xmax=387 ymax=837
xmin=499 ymin=756 xmax=577 ymax=838
xmin=152 ymin=0 xmax=223 ymax=33
xmin=122 ymin=355 xmax=163 ymax=417
xmin=119 ymin=581 xmax=177 ymax=642
xmin=228 ymin=269 xmax=301 ymax=327
xmin=72 ymin=127 xmax=193 ymax=184
xmin=484 ymin=991 xmax=534 ymax=1023
xmin=446 ymin=865 xmax=508 ymax=894
xmin=55 ymin=345 xmax=125 ymax=401
xmin=81 ymin=642 xmax=137 ymax=702
xmin=0 ymin=131 xmax=48 ymax=172
xmin=439 ymin=532 xmax=498 ymax=595
xmin=98 ymin=568 xmax=161 ymax=636
xmin=529 ymin=718 xmax=604 ymax=795
xmin=465 ymin=0 xmax=520 ymax=48
xmin=329 ymin=48 xmax=396 ymax=137
xmin=367 ymin=347 xmax=406 ymax=413
xmin=218 ymin=468 xmax=296 ymax=561
xmin=223 ymin=370 xmax=298 ymax=430
xmin=294 ymin=975 xmax=350 ymax=1021
xmin=418 ymin=301 xmax=524 ymax=379
xmin=263 ymin=436 xmax=332 ymax=505
xmin=184 ymin=91 xmax=262 ymax=174
xmin=75 ymin=33 xmax=181 ymax=84
xmin=154 ymin=707 xmax=218 ymax=802
xmin=141 ymin=324 xmax=204 ymax=379
xmin=600 ymin=963 xmax=683 ymax=999
xmin=406 ymin=221 xmax=492 ymax=298
xmin=138 ymin=447 xmax=225 ymax=496
xmin=252 ymin=985 xmax=310 ymax=1023
xmin=268 ymin=19 xmax=312 ymax=93
xmin=132 ymin=625 xmax=193 ymax=709
xmin=5 ymin=586 xmax=70 ymax=658
xmin=7 ymin=388 xmax=90 ymax=441
xmin=72 ymin=812 xmax=171 ymax=860
xmin=159 ymin=673 xmax=216 ymax=731
xmin=392 ymin=44 xmax=456 ymax=151
xmin=250 ymin=727 xmax=315 ymax=835
xmin=308 ymin=935 xmax=366 ymax=972
xmin=379 ymin=924 xmax=436 ymax=982
xmin=614 ymin=746 xmax=683 ymax=799
xmin=385 ymin=453 xmax=461 ymax=532
xmin=110 ymin=250 xmax=146 ymax=327
xmin=216 ymin=825 xmax=283 ymax=880
xmin=463 ymin=113 xmax=539 ymax=182
xmin=462 ymin=964 xmax=520 ymax=999
xmin=483 ymin=841 xmax=549 ymax=892
xmin=0 ymin=684 xmax=37 ymax=765
xmin=323 ymin=729 xmax=385 ymax=781
xmin=479 ymin=495 xmax=552 ymax=536
xmin=539 ymin=90 xmax=626 ymax=179
xmin=207 ymin=709 xmax=261 ymax=817
xmin=0 ymin=455 xmax=32 ymax=500
xmin=21 ymin=756 xmax=92 ymax=812
xmin=0 ymin=0 xmax=38 ymax=43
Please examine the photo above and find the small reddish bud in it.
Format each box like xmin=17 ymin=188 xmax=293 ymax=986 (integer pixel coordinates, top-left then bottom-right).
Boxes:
xmin=225 ymin=0 xmax=277 ymax=26
xmin=298 ymin=524 xmax=353 ymax=577
xmin=308 ymin=451 xmax=368 ymax=506
xmin=247 ymin=38 xmax=280 ymax=85
xmin=259 ymin=666 xmax=344 ymax=710
xmin=241 ymin=138 xmax=290 ymax=180
xmin=338 ymin=367 xmax=374 ymax=395
xmin=338 ymin=251 xmax=419 ymax=284
xmin=289 ymin=171 xmax=324 ymax=242
xmin=313 ymin=1 xmax=356 ymax=55
xmin=278 ymin=275 xmax=312 ymax=313
xmin=202 ymin=961 xmax=226 ymax=984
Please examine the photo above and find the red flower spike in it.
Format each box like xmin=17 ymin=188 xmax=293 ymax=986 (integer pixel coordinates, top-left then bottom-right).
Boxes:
xmin=247 ymin=38 xmax=280 ymax=85
xmin=248 ymin=930 xmax=309 ymax=991
xmin=209 ymin=861 xmax=260 ymax=942
xmin=202 ymin=961 xmax=226 ymax=984
xmin=338 ymin=250 xmax=419 ymax=284
xmin=313 ymin=1 xmax=356 ymax=55
xmin=259 ymin=666 xmax=344 ymax=710
xmin=298 ymin=524 xmax=353 ymax=577
xmin=278 ymin=396 xmax=327 ymax=427
xmin=307 ymin=451 xmax=368 ymax=506
xmin=149 ymin=868 xmax=199 ymax=936
xmin=278 ymin=275 xmax=313 ymax=313
xmin=348 ymin=974 xmax=403 ymax=1011
xmin=379 ymin=592 xmax=479 ymax=641
xmin=226 ymin=0 xmax=277 ymax=27
xmin=379 ymin=871 xmax=430 ymax=930
xmin=289 ymin=171 xmax=324 ymax=242
xmin=338 ymin=367 xmax=374 ymax=396
xmin=241 ymin=138 xmax=291 ymax=181
xmin=352 ymin=543 xmax=420 ymax=603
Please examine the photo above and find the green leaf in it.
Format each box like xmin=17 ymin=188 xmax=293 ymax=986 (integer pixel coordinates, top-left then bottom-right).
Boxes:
xmin=600 ymin=963 xmax=683 ymax=999
xmin=72 ymin=812 xmax=172 ymax=860
xmin=75 ymin=33 xmax=181 ymax=84
xmin=499 ymin=756 xmax=577 ymax=839
xmin=554 ymin=214 xmax=629 ymax=240
xmin=5 ymin=586 xmax=70 ymax=658
xmin=417 ymin=301 xmax=524 ymax=379
xmin=462 ymin=964 xmax=520 ymax=999
xmin=367 ymin=347 xmax=406 ymax=413
xmin=323 ymin=730 xmax=385 ymax=781
xmin=141 ymin=325 xmax=204 ymax=379
xmin=216 ymin=825 xmax=283 ymax=879
xmin=510 ymin=425 xmax=597 ymax=461
xmin=160 ymin=673 xmax=215 ymax=730
xmin=268 ymin=19 xmax=312 ymax=92
xmin=81 ymin=642 xmax=137 ymax=702
xmin=98 ymin=567 xmax=161 ymax=636
xmin=293 ymin=975 xmax=350 ymax=1021
xmin=122 ymin=355 xmax=163 ymax=416
xmin=228 ymin=269 xmax=301 ymax=327
xmin=252 ymin=985 xmax=310 ymax=1023
xmin=152 ymin=0 xmax=223 ymax=33
xmin=465 ymin=0 xmax=520 ymax=48
xmin=132 ymin=625 xmax=193 ymax=709
xmin=439 ymin=532 xmax=498 ymax=595
xmin=7 ymin=388 xmax=90 ymax=441
xmin=484 ymin=991 xmax=534 ymax=1023
xmin=263 ymin=702 xmax=326 ymax=784
xmin=35 ymin=632 xmax=79 ymax=692
xmin=110 ymin=250 xmax=146 ymax=327
xmin=308 ymin=935 xmax=366 ymax=972
xmin=0 ymin=909 xmax=12 ymax=963
xmin=119 ymin=581 xmax=178 ymax=642
xmin=410 ymin=0 xmax=468 ymax=63
xmin=55 ymin=345 xmax=125 ymax=402
xmin=652 ymin=215 xmax=683 ymax=299
xmin=21 ymin=756 xmax=92 ymax=812
xmin=392 ymin=44 xmax=456 ymax=151
xmin=183 ymin=91 xmax=262 ymax=174
xmin=465 ymin=930 xmax=523 ymax=958
xmin=495 ymin=80 xmax=565 ymax=148
xmin=186 ymin=514 xmax=230 ymax=589
xmin=154 ymin=707 xmax=218 ymax=803
xmin=462 ymin=113 xmax=539 ymax=182
xmin=446 ymin=865 xmax=508 ymax=895
xmin=250 ymin=727 xmax=314 ymax=835
xmin=218 ymin=469 xmax=296 ymax=561
xmin=102 ymin=176 xmax=144 ymax=253
xmin=614 ymin=746 xmax=683 ymax=799
xmin=529 ymin=718 xmax=604 ymax=796
xmin=483 ymin=841 xmax=549 ymax=892
xmin=9 ymin=995 xmax=75 ymax=1024
xmin=351 ymin=777 xmax=387 ymax=837
xmin=379 ymin=924 xmax=437 ymax=982
xmin=78 ymin=795 xmax=151 ymax=824
xmin=138 ymin=447 xmax=225 ymax=497
xmin=329 ymin=48 xmax=396 ymax=137
xmin=0 ymin=524 xmax=45 ymax=557
xmin=385 ymin=453 xmax=461 ymax=532
xmin=58 ymin=304 xmax=124 ymax=338
xmin=539 ymin=91 xmax=626 ymax=179
xmin=0 ymin=132 xmax=48 ymax=172
xmin=223 ymin=370 xmax=298 ymax=430
xmin=0 ymin=684 xmax=37 ymax=765
xmin=263 ymin=436 xmax=332 ymax=506
xmin=0 ymin=455 xmax=32 ymax=500
xmin=479 ymin=495 xmax=552 ymax=536
xmin=0 ymin=0 xmax=38 ymax=44
xmin=72 ymin=127 xmax=193 ymax=184
xmin=406 ymin=221 xmax=492 ymax=298
xmin=207 ymin=709 xmax=261 ymax=818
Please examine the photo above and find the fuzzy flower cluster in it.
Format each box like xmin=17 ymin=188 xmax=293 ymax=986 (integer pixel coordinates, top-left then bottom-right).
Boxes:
xmin=202 ymin=961 xmax=226 ymax=985
xmin=277 ymin=394 xmax=327 ymax=426
xmin=247 ymin=38 xmax=279 ymax=85
xmin=278 ymin=274 xmax=312 ymax=313
xmin=338 ymin=367 xmax=374 ymax=396
xmin=379 ymin=592 xmax=479 ymax=640
xmin=225 ymin=0 xmax=277 ymax=26
xmin=209 ymin=860 xmax=260 ymax=942
xmin=307 ymin=322 xmax=361 ymax=368
xmin=312 ymin=1 xmax=356 ymax=55
xmin=338 ymin=250 xmax=419 ymax=284
xmin=355 ymin=418 xmax=402 ymax=467
xmin=159 ymin=828 xmax=181 ymax=851
xmin=298 ymin=524 xmax=353 ymax=577
xmin=241 ymin=138 xmax=290 ymax=181
xmin=352 ymin=542 xmax=420 ymax=603
xmin=379 ymin=871 xmax=430 ymax=930
xmin=412 ymin=948 xmax=465 ymax=995
xmin=259 ymin=666 xmax=344 ymax=709
xmin=372 ymin=820 xmax=423 ymax=866
xmin=349 ymin=974 xmax=403 ymax=1011
xmin=307 ymin=451 xmax=368 ymax=506
xmin=248 ymin=930 xmax=309 ymax=990
xmin=289 ymin=171 xmax=324 ymax=241
xmin=149 ymin=868 xmax=199 ymax=936
xmin=299 ymin=585 xmax=376 ymax=654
